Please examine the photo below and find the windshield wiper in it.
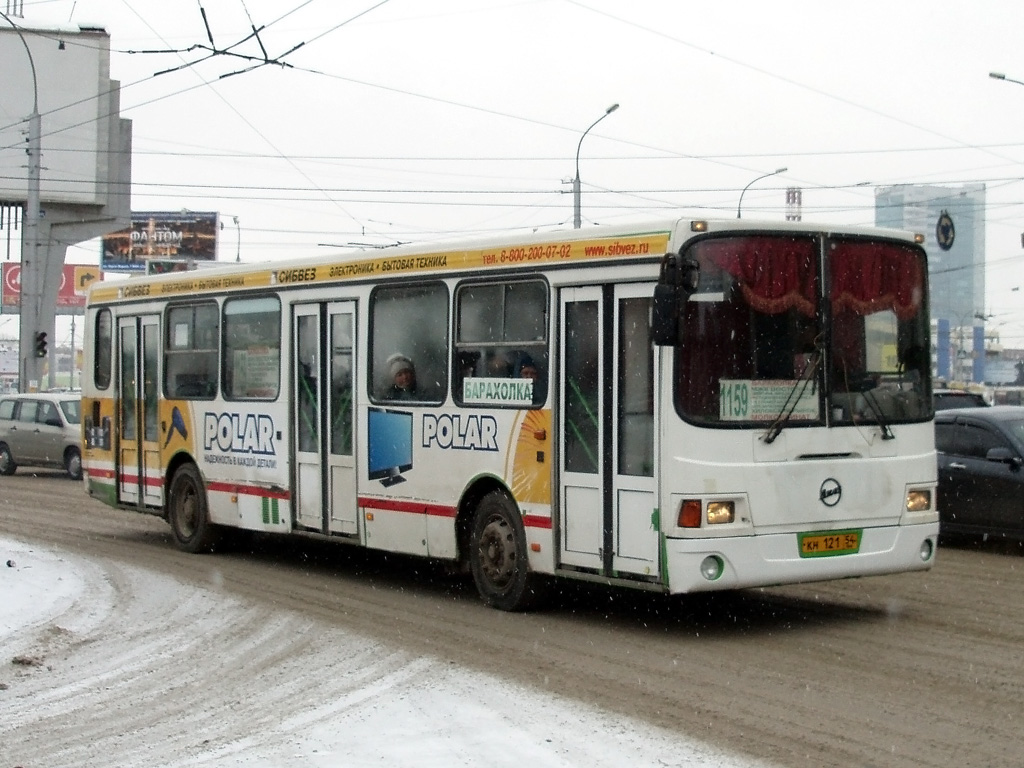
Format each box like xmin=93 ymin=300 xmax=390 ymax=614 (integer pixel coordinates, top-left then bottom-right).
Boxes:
xmin=857 ymin=387 xmax=896 ymax=440
xmin=763 ymin=350 xmax=821 ymax=445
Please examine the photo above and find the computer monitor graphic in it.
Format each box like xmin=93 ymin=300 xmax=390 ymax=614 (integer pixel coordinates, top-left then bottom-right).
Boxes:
xmin=367 ymin=407 xmax=413 ymax=486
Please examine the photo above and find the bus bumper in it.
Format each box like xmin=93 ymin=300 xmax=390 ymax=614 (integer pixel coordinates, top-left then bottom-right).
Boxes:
xmin=664 ymin=522 xmax=940 ymax=594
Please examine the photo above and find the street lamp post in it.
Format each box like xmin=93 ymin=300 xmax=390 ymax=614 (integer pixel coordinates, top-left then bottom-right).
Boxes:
xmin=573 ymin=103 xmax=619 ymax=229
xmin=737 ymin=167 xmax=787 ymax=219
xmin=986 ymin=73 xmax=1023 ymax=382
xmin=990 ymin=71 xmax=1024 ymax=88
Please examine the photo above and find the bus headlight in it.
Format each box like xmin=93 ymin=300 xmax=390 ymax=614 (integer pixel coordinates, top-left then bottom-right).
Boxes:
xmin=706 ymin=501 xmax=735 ymax=525
xmin=906 ymin=489 xmax=931 ymax=512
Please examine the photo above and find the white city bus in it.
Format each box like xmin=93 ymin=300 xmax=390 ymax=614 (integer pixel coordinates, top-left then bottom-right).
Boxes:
xmin=81 ymin=217 xmax=939 ymax=610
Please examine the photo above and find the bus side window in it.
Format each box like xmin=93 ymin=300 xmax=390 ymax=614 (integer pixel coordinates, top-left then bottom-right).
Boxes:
xmin=164 ymin=302 xmax=219 ymax=399
xmin=93 ymin=308 xmax=113 ymax=390
xmin=223 ymin=296 xmax=281 ymax=400
xmin=454 ymin=279 xmax=549 ymax=407
xmin=370 ymin=283 xmax=449 ymax=404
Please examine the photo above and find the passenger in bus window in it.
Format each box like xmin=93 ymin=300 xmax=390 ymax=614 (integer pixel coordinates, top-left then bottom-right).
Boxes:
xmin=457 ymin=351 xmax=479 ymax=379
xmin=518 ymin=353 xmax=547 ymax=405
xmin=487 ymin=351 xmax=512 ymax=378
xmin=385 ymin=353 xmax=418 ymax=400
xmin=455 ymin=351 xmax=479 ymax=398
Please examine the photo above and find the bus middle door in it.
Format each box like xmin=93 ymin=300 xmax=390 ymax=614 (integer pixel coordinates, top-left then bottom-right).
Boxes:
xmin=558 ymin=284 xmax=659 ymax=580
xmin=293 ymin=302 xmax=357 ymax=536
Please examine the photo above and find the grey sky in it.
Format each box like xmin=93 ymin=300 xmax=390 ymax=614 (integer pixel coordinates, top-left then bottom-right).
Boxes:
xmin=14 ymin=0 xmax=1024 ymax=345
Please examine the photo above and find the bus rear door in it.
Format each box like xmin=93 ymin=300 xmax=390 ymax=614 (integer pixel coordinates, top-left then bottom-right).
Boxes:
xmin=117 ymin=315 xmax=163 ymax=508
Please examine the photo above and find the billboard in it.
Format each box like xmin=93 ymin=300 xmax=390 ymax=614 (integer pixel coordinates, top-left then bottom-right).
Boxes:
xmin=2 ymin=263 xmax=101 ymax=314
xmin=102 ymin=211 xmax=220 ymax=272
xmin=0 ymin=24 xmax=112 ymax=207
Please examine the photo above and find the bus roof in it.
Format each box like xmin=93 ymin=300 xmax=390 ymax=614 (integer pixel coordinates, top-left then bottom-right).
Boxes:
xmin=86 ymin=217 xmax=922 ymax=306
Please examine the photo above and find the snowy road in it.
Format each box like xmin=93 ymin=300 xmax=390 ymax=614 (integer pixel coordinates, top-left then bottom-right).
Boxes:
xmin=1 ymin=537 xmax=766 ymax=767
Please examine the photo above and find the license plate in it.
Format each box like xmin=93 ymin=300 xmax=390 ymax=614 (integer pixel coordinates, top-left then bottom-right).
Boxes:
xmin=798 ymin=529 xmax=861 ymax=557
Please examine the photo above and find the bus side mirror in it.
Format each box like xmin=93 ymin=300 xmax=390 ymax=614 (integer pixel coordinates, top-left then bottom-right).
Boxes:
xmin=652 ymin=254 xmax=699 ymax=346
xmin=652 ymin=284 xmax=678 ymax=346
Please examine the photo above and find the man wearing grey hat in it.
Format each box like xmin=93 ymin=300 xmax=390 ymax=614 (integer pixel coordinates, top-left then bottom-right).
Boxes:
xmin=385 ymin=353 xmax=417 ymax=400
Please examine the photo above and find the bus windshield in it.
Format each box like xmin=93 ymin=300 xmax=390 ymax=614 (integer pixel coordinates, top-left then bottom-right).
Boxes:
xmin=677 ymin=234 xmax=930 ymax=428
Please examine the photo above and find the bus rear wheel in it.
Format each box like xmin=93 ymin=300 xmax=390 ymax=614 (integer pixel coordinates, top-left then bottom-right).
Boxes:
xmin=470 ymin=491 xmax=540 ymax=611
xmin=168 ymin=464 xmax=220 ymax=554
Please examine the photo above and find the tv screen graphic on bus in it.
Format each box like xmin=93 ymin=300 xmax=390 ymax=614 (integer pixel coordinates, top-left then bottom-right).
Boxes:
xmin=367 ymin=407 xmax=413 ymax=486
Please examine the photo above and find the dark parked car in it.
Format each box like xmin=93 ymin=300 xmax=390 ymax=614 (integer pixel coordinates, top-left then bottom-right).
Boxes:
xmin=933 ymin=390 xmax=989 ymax=411
xmin=935 ymin=406 xmax=1024 ymax=539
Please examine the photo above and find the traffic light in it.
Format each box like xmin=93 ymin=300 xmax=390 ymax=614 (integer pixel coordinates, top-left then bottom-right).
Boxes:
xmin=34 ymin=331 xmax=47 ymax=358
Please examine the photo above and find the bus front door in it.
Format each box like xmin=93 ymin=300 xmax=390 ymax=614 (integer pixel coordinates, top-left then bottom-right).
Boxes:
xmin=293 ymin=302 xmax=357 ymax=536
xmin=558 ymin=284 xmax=659 ymax=579
xmin=117 ymin=315 xmax=163 ymax=508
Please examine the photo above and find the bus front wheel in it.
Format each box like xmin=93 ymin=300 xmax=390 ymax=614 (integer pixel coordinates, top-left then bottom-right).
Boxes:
xmin=168 ymin=464 xmax=220 ymax=554
xmin=470 ymin=491 xmax=540 ymax=611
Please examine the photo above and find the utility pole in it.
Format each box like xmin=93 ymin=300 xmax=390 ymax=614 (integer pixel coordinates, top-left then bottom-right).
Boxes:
xmin=69 ymin=313 xmax=75 ymax=389
xmin=2 ymin=14 xmax=45 ymax=391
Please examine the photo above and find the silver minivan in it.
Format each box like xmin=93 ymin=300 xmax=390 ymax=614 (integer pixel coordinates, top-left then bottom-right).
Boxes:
xmin=0 ymin=393 xmax=83 ymax=479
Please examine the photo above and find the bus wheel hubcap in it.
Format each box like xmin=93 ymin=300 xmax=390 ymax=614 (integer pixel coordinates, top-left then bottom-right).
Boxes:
xmin=480 ymin=517 xmax=514 ymax=587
